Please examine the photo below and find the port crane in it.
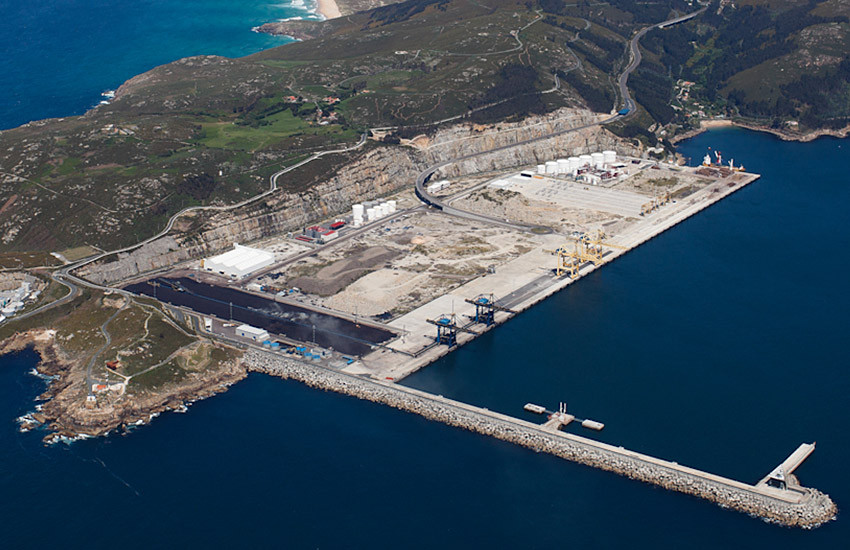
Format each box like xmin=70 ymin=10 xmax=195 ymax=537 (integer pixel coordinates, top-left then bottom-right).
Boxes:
xmin=464 ymin=294 xmax=514 ymax=326
xmin=426 ymin=313 xmax=477 ymax=347
xmin=548 ymin=230 xmax=627 ymax=277
xmin=640 ymin=190 xmax=672 ymax=216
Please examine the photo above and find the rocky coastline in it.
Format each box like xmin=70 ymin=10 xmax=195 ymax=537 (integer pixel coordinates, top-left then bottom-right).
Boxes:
xmin=672 ymin=119 xmax=850 ymax=145
xmin=1 ymin=330 xmax=246 ymax=443
xmin=245 ymin=350 xmax=837 ymax=528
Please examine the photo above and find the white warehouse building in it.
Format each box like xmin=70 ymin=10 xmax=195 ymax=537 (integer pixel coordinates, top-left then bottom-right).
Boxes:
xmin=236 ymin=324 xmax=270 ymax=342
xmin=202 ymin=244 xmax=275 ymax=279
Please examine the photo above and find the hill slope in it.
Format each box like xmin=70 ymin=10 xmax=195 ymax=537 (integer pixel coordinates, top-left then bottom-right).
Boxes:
xmin=3 ymin=0 xmax=677 ymax=253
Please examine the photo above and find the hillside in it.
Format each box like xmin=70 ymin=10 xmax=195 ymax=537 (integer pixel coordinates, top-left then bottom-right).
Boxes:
xmin=636 ymin=0 xmax=850 ymax=132
xmin=2 ymin=0 xmax=686 ymax=255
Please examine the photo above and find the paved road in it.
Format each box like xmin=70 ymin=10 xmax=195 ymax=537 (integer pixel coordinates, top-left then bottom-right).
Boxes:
xmin=413 ymin=7 xmax=707 ymax=228
xmin=84 ymin=301 xmax=127 ymax=390
xmin=10 ymin=9 xmax=707 ymax=319
xmin=617 ymin=7 xmax=707 ymax=114
xmin=11 ymin=133 xmax=371 ymax=318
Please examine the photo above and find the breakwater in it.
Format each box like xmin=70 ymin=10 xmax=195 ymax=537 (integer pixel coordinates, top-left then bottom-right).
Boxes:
xmin=245 ymin=349 xmax=837 ymax=528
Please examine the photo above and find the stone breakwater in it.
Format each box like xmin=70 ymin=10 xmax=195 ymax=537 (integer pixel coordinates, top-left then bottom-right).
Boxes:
xmin=245 ymin=350 xmax=837 ymax=528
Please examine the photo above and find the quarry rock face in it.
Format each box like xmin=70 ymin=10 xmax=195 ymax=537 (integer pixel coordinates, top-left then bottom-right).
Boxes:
xmin=80 ymin=109 xmax=638 ymax=284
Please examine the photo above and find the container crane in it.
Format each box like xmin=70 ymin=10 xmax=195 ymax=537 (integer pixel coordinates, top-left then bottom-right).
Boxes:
xmin=464 ymin=294 xmax=514 ymax=326
xmin=426 ymin=314 xmax=477 ymax=347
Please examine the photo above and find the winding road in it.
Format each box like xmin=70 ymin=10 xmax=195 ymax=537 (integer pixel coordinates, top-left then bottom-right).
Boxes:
xmin=10 ymin=8 xmax=707 ymax=320
xmin=413 ymin=7 xmax=707 ymax=228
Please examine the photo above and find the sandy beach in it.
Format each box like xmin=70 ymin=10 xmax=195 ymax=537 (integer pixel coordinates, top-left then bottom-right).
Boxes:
xmin=317 ymin=0 xmax=342 ymax=19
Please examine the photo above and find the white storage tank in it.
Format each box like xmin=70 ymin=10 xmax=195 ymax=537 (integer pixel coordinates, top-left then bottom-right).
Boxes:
xmin=568 ymin=157 xmax=580 ymax=173
xmin=591 ymin=152 xmax=605 ymax=169
xmin=353 ymin=217 xmax=362 ymax=228
xmin=388 ymin=200 xmax=397 ymax=213
xmin=353 ymin=204 xmax=364 ymax=218
xmin=556 ymin=159 xmax=569 ymax=174
xmin=545 ymin=161 xmax=558 ymax=174
xmin=366 ymin=207 xmax=376 ymax=221
xmin=579 ymin=154 xmax=592 ymax=167
xmin=536 ymin=164 xmax=546 ymax=175
xmin=603 ymin=150 xmax=616 ymax=165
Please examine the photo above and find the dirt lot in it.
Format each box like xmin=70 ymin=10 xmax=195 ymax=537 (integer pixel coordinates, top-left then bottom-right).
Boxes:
xmin=258 ymin=210 xmax=538 ymax=317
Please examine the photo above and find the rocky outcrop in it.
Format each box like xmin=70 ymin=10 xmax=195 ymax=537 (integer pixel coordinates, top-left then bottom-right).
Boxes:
xmin=245 ymin=349 xmax=837 ymax=529
xmin=2 ymin=330 xmax=246 ymax=441
xmin=78 ymin=109 xmax=638 ymax=284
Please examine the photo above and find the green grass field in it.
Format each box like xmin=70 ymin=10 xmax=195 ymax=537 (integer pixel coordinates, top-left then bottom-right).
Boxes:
xmin=196 ymin=110 xmax=356 ymax=151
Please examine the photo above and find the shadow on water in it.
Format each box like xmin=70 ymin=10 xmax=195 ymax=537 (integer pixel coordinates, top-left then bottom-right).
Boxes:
xmin=124 ymin=277 xmax=394 ymax=356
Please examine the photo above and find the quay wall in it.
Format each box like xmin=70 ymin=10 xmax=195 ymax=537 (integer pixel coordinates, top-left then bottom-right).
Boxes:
xmin=244 ymin=350 xmax=837 ymax=528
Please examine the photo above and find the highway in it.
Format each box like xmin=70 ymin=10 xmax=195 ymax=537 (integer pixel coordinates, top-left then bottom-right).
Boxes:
xmin=617 ymin=7 xmax=707 ymax=114
xmin=413 ymin=7 xmax=707 ymax=227
xmin=11 ymin=8 xmax=707 ymax=319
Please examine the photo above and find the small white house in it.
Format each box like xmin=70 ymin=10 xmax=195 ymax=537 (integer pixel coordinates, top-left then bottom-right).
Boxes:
xmin=236 ymin=324 xmax=270 ymax=342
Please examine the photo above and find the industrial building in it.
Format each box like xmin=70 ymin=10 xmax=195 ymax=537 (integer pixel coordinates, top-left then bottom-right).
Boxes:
xmin=201 ymin=244 xmax=275 ymax=279
xmin=236 ymin=324 xmax=270 ymax=342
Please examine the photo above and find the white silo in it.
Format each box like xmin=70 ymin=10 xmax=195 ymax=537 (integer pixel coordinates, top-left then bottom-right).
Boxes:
xmin=603 ymin=150 xmax=616 ymax=165
xmin=388 ymin=200 xmax=397 ymax=213
xmin=353 ymin=217 xmax=362 ymax=228
xmin=536 ymin=164 xmax=546 ymax=175
xmin=568 ymin=157 xmax=581 ymax=173
xmin=367 ymin=207 xmax=376 ymax=222
xmin=557 ymin=159 xmax=569 ymax=174
xmin=545 ymin=161 xmax=558 ymax=174
xmin=591 ymin=152 xmax=605 ymax=169
xmin=579 ymin=154 xmax=592 ymax=167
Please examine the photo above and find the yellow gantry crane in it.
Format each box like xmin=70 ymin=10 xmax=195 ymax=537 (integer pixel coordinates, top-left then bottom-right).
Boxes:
xmin=548 ymin=230 xmax=628 ymax=278
xmin=640 ymin=191 xmax=673 ymax=216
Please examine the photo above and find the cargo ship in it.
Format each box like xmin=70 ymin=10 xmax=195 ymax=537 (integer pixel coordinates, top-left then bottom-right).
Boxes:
xmin=702 ymin=149 xmax=744 ymax=171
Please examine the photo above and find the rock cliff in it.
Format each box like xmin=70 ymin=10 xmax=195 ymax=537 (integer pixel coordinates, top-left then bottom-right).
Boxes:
xmin=79 ymin=108 xmax=639 ymax=284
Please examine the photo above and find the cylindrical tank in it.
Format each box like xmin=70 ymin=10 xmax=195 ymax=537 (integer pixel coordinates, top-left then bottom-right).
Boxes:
xmin=388 ymin=200 xmax=397 ymax=213
xmin=603 ymin=150 xmax=616 ymax=165
xmin=353 ymin=204 xmax=364 ymax=218
xmin=536 ymin=164 xmax=546 ymax=175
xmin=579 ymin=154 xmax=592 ymax=167
xmin=591 ymin=152 xmax=605 ymax=169
xmin=568 ymin=157 xmax=581 ymax=173
xmin=353 ymin=218 xmax=362 ymax=228
xmin=545 ymin=161 xmax=558 ymax=174
xmin=556 ymin=159 xmax=569 ymax=174
xmin=366 ymin=207 xmax=376 ymax=221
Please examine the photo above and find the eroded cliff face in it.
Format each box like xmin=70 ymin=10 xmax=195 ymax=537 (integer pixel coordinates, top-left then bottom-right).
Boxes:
xmin=79 ymin=109 xmax=640 ymax=284
xmin=2 ymin=329 xmax=246 ymax=441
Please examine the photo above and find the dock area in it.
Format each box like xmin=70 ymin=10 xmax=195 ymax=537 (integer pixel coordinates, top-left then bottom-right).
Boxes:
xmin=245 ymin=350 xmax=837 ymax=528
xmin=356 ymin=166 xmax=761 ymax=381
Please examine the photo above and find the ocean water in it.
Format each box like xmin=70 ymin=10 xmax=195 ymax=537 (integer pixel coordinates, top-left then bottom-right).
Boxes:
xmin=1 ymin=3 xmax=849 ymax=545
xmin=1 ymin=127 xmax=848 ymax=548
xmin=0 ymin=0 xmax=319 ymax=130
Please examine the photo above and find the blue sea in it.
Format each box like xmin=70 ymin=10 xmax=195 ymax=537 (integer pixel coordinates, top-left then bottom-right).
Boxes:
xmin=1 ymin=3 xmax=849 ymax=548
xmin=0 ymin=0 xmax=315 ymax=130
xmin=3 ymin=128 xmax=848 ymax=548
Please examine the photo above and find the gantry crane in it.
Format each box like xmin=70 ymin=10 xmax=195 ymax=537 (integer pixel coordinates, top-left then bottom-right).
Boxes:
xmin=426 ymin=314 xmax=477 ymax=347
xmin=464 ymin=294 xmax=514 ymax=326
xmin=548 ymin=230 xmax=629 ymax=277
xmin=640 ymin=191 xmax=673 ymax=216
xmin=585 ymin=229 xmax=628 ymax=251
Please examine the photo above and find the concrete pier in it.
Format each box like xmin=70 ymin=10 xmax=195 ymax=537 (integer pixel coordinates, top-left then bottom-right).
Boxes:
xmin=245 ymin=350 xmax=837 ymax=528
xmin=360 ymin=170 xmax=763 ymax=381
